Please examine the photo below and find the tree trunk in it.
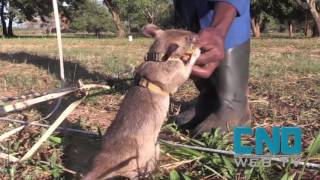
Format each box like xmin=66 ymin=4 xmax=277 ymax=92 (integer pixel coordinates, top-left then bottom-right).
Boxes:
xmin=95 ymin=30 xmax=101 ymax=38
xmin=296 ymin=0 xmax=320 ymax=37
xmin=312 ymin=22 xmax=319 ymax=36
xmin=8 ymin=16 xmax=13 ymax=37
xmin=288 ymin=20 xmax=293 ymax=38
xmin=251 ymin=17 xmax=261 ymax=37
xmin=0 ymin=0 xmax=7 ymax=37
xmin=304 ymin=14 xmax=312 ymax=36
xmin=309 ymin=3 xmax=320 ymax=37
xmin=104 ymin=0 xmax=125 ymax=37
xmin=144 ymin=8 xmax=155 ymax=24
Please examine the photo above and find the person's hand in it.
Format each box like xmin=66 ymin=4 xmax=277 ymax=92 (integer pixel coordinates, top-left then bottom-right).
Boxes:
xmin=192 ymin=27 xmax=225 ymax=78
xmin=191 ymin=1 xmax=237 ymax=78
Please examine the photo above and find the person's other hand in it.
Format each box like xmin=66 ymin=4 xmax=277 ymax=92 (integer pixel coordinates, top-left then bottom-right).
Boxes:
xmin=192 ymin=27 xmax=225 ymax=78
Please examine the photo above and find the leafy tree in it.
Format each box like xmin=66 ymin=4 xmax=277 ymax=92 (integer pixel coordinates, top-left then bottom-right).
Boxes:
xmin=103 ymin=0 xmax=173 ymax=37
xmin=270 ymin=0 xmax=304 ymax=37
xmin=103 ymin=0 xmax=126 ymax=37
xmin=251 ymin=0 xmax=309 ymax=37
xmin=249 ymin=1 xmax=259 ymax=37
xmin=11 ymin=0 xmax=52 ymax=21
xmin=0 ymin=0 xmax=17 ymax=37
xmin=132 ymin=0 xmax=172 ymax=25
xmin=120 ymin=0 xmax=173 ymax=33
xmin=70 ymin=0 xmax=115 ymax=37
xmin=251 ymin=0 xmax=270 ymax=37
xmin=296 ymin=0 xmax=320 ymax=36
xmin=0 ymin=0 xmax=84 ymax=37
xmin=0 ymin=0 xmax=7 ymax=36
xmin=10 ymin=0 xmax=53 ymax=36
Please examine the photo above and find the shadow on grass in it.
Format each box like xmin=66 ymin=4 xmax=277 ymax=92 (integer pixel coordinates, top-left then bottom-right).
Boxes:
xmin=2 ymin=32 xmax=149 ymax=40
xmin=0 ymin=52 xmax=133 ymax=92
xmin=0 ymin=52 xmax=105 ymax=81
xmin=0 ymin=52 xmax=133 ymax=178
xmin=62 ymin=130 xmax=102 ymax=179
xmin=1 ymin=33 xmax=119 ymax=39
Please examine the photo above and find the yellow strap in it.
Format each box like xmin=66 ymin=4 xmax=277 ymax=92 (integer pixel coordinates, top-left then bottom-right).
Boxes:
xmin=139 ymin=78 xmax=169 ymax=96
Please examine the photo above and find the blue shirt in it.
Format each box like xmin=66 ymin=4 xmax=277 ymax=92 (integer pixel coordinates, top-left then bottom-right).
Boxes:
xmin=197 ymin=0 xmax=251 ymax=49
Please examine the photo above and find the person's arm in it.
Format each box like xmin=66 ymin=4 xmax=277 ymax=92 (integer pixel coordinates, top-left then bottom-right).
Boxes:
xmin=214 ymin=0 xmax=249 ymax=16
xmin=192 ymin=2 xmax=237 ymax=78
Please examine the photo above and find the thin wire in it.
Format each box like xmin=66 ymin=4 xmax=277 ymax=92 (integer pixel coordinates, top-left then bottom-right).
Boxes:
xmin=160 ymin=140 xmax=320 ymax=170
xmin=1 ymin=116 xmax=319 ymax=169
xmin=0 ymin=117 xmax=99 ymax=137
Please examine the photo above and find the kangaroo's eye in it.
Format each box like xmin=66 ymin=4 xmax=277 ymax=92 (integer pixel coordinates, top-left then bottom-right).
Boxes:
xmin=186 ymin=35 xmax=198 ymax=43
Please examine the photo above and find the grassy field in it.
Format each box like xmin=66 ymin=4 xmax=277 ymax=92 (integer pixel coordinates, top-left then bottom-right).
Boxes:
xmin=0 ymin=36 xmax=319 ymax=179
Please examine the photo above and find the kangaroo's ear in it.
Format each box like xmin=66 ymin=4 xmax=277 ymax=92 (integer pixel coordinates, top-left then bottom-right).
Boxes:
xmin=142 ymin=24 xmax=163 ymax=38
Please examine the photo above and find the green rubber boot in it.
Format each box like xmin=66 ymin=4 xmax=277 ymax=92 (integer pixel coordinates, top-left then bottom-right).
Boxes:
xmin=193 ymin=40 xmax=251 ymax=135
xmin=175 ymin=77 xmax=218 ymax=130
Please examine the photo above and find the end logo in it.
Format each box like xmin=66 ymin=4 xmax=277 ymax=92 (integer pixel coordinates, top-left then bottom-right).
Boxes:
xmin=233 ymin=127 xmax=302 ymax=167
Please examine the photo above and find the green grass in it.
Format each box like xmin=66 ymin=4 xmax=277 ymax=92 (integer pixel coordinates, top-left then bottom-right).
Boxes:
xmin=0 ymin=35 xmax=319 ymax=179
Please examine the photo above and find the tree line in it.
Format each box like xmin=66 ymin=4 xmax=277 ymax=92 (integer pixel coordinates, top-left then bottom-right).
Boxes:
xmin=0 ymin=0 xmax=319 ymax=38
xmin=251 ymin=0 xmax=320 ymax=37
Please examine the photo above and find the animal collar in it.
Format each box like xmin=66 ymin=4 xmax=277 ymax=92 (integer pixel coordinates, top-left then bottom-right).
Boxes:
xmin=145 ymin=52 xmax=163 ymax=62
xmin=139 ymin=78 xmax=169 ymax=96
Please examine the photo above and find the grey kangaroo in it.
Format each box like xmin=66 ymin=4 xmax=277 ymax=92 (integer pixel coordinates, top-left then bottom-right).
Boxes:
xmin=83 ymin=24 xmax=200 ymax=180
